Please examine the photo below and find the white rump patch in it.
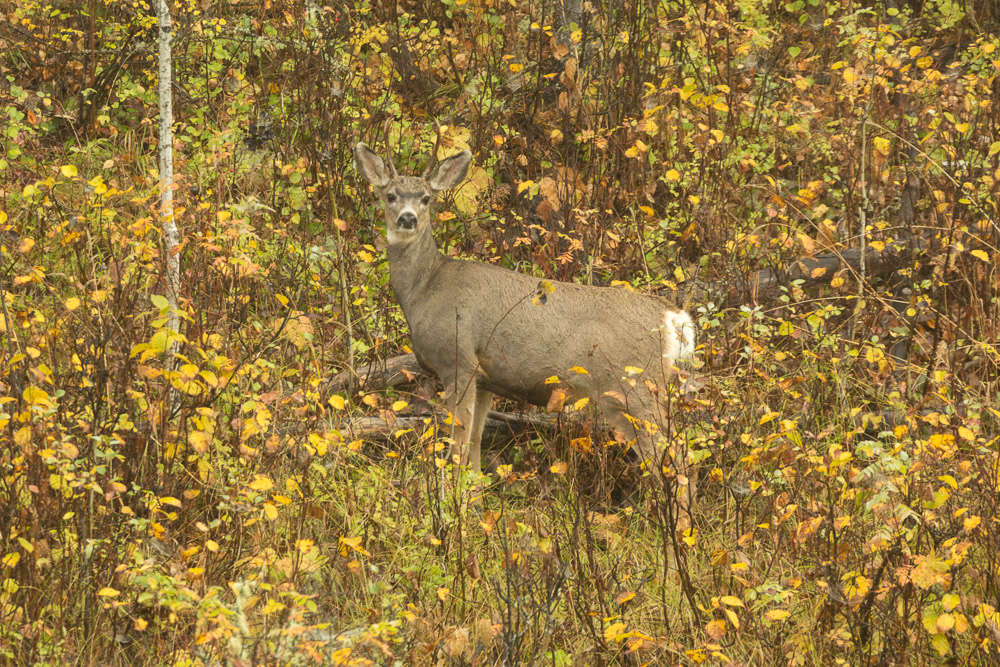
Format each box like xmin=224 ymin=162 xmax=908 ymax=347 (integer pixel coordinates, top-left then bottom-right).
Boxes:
xmin=661 ymin=309 xmax=696 ymax=362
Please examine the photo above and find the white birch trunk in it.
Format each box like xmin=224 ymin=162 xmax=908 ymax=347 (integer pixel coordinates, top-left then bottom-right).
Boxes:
xmin=156 ymin=0 xmax=180 ymax=366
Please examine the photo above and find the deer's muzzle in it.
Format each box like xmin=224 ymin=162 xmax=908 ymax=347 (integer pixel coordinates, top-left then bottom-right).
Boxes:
xmin=397 ymin=212 xmax=417 ymax=230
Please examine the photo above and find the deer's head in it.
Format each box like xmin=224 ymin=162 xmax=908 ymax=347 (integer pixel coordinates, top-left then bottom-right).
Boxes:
xmin=354 ymin=138 xmax=471 ymax=246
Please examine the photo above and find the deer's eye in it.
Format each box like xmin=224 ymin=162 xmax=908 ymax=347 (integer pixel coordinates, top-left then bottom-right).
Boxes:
xmin=386 ymin=193 xmax=397 ymax=203
xmin=421 ymin=195 xmax=431 ymax=205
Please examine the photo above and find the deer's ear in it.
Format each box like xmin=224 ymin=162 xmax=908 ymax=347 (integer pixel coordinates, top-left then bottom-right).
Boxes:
xmin=355 ymin=143 xmax=392 ymax=188
xmin=425 ymin=150 xmax=472 ymax=192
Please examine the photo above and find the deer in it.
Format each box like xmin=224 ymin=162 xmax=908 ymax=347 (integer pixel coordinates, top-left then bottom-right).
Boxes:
xmin=354 ymin=131 xmax=697 ymax=526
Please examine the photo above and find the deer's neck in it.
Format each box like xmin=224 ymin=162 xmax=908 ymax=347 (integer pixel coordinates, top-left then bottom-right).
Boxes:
xmin=387 ymin=225 xmax=445 ymax=316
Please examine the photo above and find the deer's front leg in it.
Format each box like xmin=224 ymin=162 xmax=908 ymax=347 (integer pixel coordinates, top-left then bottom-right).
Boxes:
xmin=446 ymin=382 xmax=480 ymax=470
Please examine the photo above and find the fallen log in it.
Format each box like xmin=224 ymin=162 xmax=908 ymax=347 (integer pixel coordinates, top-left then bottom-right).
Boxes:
xmin=338 ymin=410 xmax=559 ymax=450
xmin=328 ymin=353 xmax=429 ymax=393
xmin=722 ymin=246 xmax=906 ymax=307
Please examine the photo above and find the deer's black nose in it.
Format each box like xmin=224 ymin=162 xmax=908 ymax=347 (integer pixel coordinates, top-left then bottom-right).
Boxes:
xmin=397 ymin=212 xmax=417 ymax=230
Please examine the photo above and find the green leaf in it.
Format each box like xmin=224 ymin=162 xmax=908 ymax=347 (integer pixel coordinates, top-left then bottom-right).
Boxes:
xmin=151 ymin=329 xmax=170 ymax=353
xmin=151 ymin=294 xmax=169 ymax=311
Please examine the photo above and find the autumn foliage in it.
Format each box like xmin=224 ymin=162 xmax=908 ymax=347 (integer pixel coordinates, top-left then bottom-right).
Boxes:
xmin=1 ymin=0 xmax=999 ymax=664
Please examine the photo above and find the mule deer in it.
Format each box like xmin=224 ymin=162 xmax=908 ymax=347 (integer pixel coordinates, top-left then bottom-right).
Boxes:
xmin=354 ymin=133 xmax=696 ymax=518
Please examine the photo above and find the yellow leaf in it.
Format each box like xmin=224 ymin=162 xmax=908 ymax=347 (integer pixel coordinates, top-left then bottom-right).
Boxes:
xmin=957 ymin=426 xmax=974 ymax=441
xmin=938 ymin=474 xmax=958 ymax=489
xmin=616 ymin=591 xmax=636 ymax=605
xmin=160 ymin=496 xmax=182 ymax=508
xmin=550 ymin=461 xmax=568 ymax=474
xmin=98 ymin=587 xmax=119 ymax=597
xmin=14 ymin=427 xmax=32 ymax=448
xmin=765 ymin=609 xmax=791 ymax=621
xmin=544 ymin=375 xmax=561 ymax=385
xmin=2 ymin=552 xmax=20 ymax=568
xmin=970 ymin=249 xmax=989 ymax=262
xmin=189 ymin=431 xmax=210 ymax=454
xmin=60 ymin=164 xmax=78 ymax=178
xmin=199 ymin=370 xmax=218 ymax=388
xmin=720 ymin=595 xmax=744 ymax=608
xmin=931 ymin=632 xmax=950 ymax=656
xmin=674 ymin=266 xmax=686 ymax=282
xmin=249 ymin=475 xmax=273 ymax=492
xmin=810 ymin=266 xmax=827 ymax=279
xmin=665 ymin=169 xmax=681 ymax=182
xmin=263 ymin=502 xmax=278 ymax=520
xmin=872 ymin=137 xmax=891 ymax=155
xmin=437 ymin=586 xmax=450 ymax=601
xmin=604 ymin=622 xmax=627 ymax=642
xmin=263 ymin=599 xmax=285 ymax=614
xmin=568 ymin=366 xmax=589 ymax=374
xmin=705 ymin=619 xmax=726 ymax=640
xmin=18 ymin=237 xmax=35 ymax=253
xmin=391 ymin=400 xmax=409 ymax=412
xmin=329 ymin=395 xmax=345 ymax=410
xmin=340 ymin=535 xmax=361 ymax=552
xmin=759 ymin=412 xmax=779 ymax=426
xmin=206 ymin=540 xmax=219 ymax=552
xmin=936 ymin=613 xmax=955 ymax=632
xmin=572 ymin=397 xmax=590 ymax=411
xmin=24 ymin=386 xmax=52 ymax=407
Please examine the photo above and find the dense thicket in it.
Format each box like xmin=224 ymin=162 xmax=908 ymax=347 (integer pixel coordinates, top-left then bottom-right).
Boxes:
xmin=1 ymin=1 xmax=998 ymax=664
